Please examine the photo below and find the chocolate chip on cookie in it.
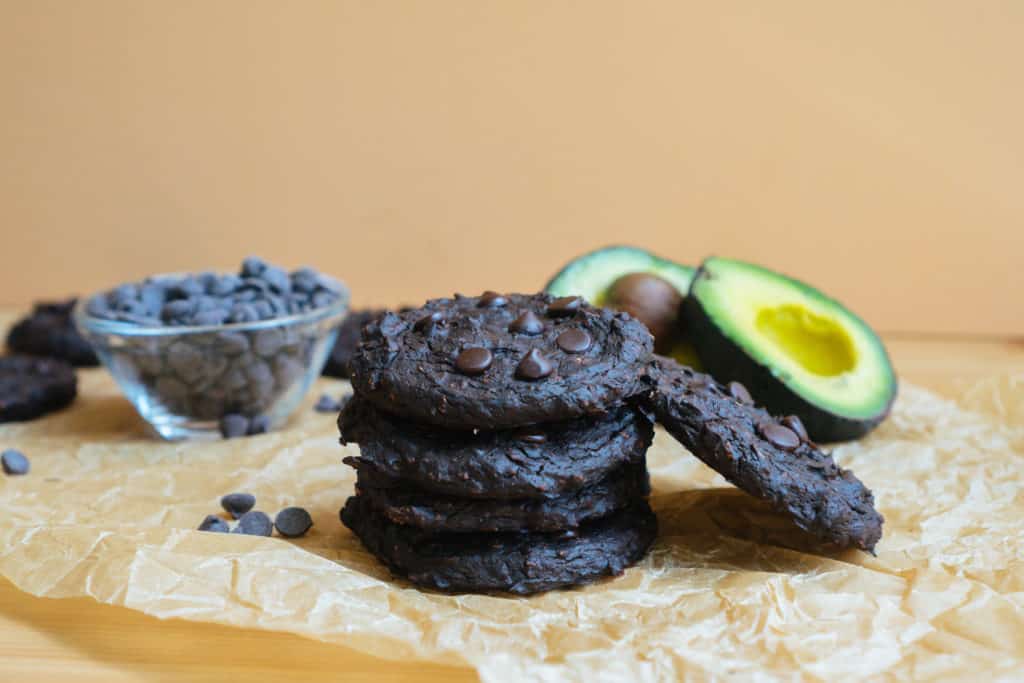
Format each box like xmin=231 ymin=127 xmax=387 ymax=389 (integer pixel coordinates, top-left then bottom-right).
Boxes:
xmin=348 ymin=293 xmax=653 ymax=429
xmin=642 ymin=356 xmax=883 ymax=552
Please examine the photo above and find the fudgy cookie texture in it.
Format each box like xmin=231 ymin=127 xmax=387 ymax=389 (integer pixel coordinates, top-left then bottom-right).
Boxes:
xmin=322 ymin=309 xmax=385 ymax=379
xmin=355 ymin=461 xmax=650 ymax=532
xmin=0 ymin=356 xmax=78 ymax=422
xmin=341 ymin=495 xmax=657 ymax=594
xmin=348 ymin=293 xmax=654 ymax=429
xmin=642 ymin=356 xmax=883 ymax=552
xmin=340 ymin=395 xmax=653 ymax=499
xmin=6 ymin=299 xmax=98 ymax=367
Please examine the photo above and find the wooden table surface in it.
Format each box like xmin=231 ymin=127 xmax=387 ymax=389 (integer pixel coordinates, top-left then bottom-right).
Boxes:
xmin=0 ymin=333 xmax=1020 ymax=682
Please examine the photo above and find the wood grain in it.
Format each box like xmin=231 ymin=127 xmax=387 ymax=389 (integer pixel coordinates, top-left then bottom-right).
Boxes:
xmin=0 ymin=332 xmax=1019 ymax=682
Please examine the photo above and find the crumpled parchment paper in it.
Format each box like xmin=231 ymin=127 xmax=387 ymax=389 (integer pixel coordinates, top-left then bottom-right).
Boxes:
xmin=0 ymin=351 xmax=1021 ymax=681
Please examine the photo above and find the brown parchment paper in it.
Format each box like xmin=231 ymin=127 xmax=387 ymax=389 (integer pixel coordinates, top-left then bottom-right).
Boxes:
xmin=0 ymin=362 xmax=1022 ymax=681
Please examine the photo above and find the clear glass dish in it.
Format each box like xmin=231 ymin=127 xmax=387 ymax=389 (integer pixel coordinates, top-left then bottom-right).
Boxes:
xmin=74 ymin=276 xmax=349 ymax=440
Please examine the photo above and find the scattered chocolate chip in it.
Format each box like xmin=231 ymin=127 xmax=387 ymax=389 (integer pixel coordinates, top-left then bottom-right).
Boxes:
xmin=547 ymin=296 xmax=582 ymax=317
xmin=728 ymin=381 xmax=753 ymax=405
xmin=219 ymin=414 xmax=250 ymax=439
xmin=477 ymin=291 xmax=508 ymax=308
xmin=516 ymin=431 xmax=548 ymax=444
xmin=247 ymin=414 xmax=270 ymax=435
xmin=454 ymin=347 xmax=493 ymax=376
xmin=761 ymin=423 xmax=801 ymax=450
xmin=314 ymin=394 xmax=341 ymax=413
xmin=220 ymin=492 xmax=256 ymax=519
xmin=508 ymin=310 xmax=544 ymax=335
xmin=556 ymin=328 xmax=592 ymax=353
xmin=233 ymin=510 xmax=273 ymax=536
xmin=413 ymin=311 xmax=443 ymax=334
xmin=1 ymin=449 xmax=29 ymax=476
xmin=198 ymin=515 xmax=229 ymax=533
xmin=274 ymin=507 xmax=313 ymax=538
xmin=516 ymin=349 xmax=554 ymax=380
xmin=782 ymin=415 xmax=808 ymax=441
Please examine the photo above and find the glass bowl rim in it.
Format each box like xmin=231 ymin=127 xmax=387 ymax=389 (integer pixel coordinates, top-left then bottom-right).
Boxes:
xmin=73 ymin=272 xmax=350 ymax=338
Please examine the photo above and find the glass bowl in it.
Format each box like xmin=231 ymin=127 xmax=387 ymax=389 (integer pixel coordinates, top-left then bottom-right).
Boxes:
xmin=74 ymin=278 xmax=349 ymax=440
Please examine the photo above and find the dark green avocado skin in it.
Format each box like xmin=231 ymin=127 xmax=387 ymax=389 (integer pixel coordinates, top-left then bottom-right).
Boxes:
xmin=682 ymin=267 xmax=897 ymax=443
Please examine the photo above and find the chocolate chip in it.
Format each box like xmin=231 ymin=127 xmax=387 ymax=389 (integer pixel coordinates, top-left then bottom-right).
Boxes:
xmin=761 ymin=423 xmax=801 ymax=450
xmin=477 ymin=291 xmax=508 ymax=308
xmin=247 ymin=415 xmax=270 ymax=435
xmin=547 ymin=296 xmax=582 ymax=317
xmin=314 ymin=394 xmax=341 ymax=413
xmin=728 ymin=381 xmax=753 ymax=405
xmin=241 ymin=256 xmax=268 ymax=277
xmin=515 ymin=348 xmax=554 ymax=380
xmin=508 ymin=311 xmax=544 ymax=335
xmin=274 ymin=507 xmax=313 ymax=538
xmin=782 ymin=415 xmax=808 ymax=441
xmin=516 ymin=431 xmax=548 ymax=444
xmin=198 ymin=515 xmax=229 ymax=533
xmin=219 ymin=413 xmax=250 ymax=439
xmin=454 ymin=347 xmax=492 ymax=375
xmin=220 ymin=492 xmax=256 ymax=519
xmin=233 ymin=510 xmax=273 ymax=536
xmin=1 ymin=449 xmax=29 ymax=476
xmin=413 ymin=311 xmax=443 ymax=334
xmin=556 ymin=328 xmax=592 ymax=353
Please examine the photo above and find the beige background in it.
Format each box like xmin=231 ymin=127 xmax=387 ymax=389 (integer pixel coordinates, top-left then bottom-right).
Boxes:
xmin=1 ymin=1 xmax=1021 ymax=336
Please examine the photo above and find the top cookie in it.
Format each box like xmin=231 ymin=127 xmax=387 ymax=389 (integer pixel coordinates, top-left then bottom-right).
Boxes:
xmin=348 ymin=293 xmax=654 ymax=429
xmin=642 ymin=356 xmax=883 ymax=553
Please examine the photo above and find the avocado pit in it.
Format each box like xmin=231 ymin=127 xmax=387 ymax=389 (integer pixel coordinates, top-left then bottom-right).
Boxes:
xmin=606 ymin=273 xmax=682 ymax=350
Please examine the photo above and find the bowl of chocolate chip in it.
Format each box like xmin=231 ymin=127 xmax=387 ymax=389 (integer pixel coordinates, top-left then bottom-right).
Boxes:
xmin=75 ymin=257 xmax=349 ymax=440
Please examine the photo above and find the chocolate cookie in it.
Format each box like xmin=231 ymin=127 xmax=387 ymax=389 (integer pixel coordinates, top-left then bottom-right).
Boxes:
xmin=642 ymin=356 xmax=883 ymax=552
xmin=355 ymin=461 xmax=650 ymax=532
xmin=341 ymin=495 xmax=657 ymax=594
xmin=0 ymin=356 xmax=77 ymax=422
xmin=348 ymin=293 xmax=654 ymax=429
xmin=340 ymin=395 xmax=653 ymax=499
xmin=322 ymin=309 xmax=385 ymax=379
xmin=6 ymin=299 xmax=98 ymax=367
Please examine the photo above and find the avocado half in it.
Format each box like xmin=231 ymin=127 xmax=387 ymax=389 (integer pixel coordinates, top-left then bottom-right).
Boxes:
xmin=545 ymin=245 xmax=698 ymax=363
xmin=684 ymin=257 xmax=896 ymax=442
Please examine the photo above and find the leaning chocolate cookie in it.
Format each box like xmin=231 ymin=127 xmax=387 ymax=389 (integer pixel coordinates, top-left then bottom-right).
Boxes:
xmin=642 ymin=355 xmax=883 ymax=552
xmin=340 ymin=395 xmax=653 ymax=499
xmin=341 ymin=495 xmax=657 ymax=594
xmin=355 ymin=461 xmax=650 ymax=533
xmin=348 ymin=293 xmax=654 ymax=429
xmin=0 ymin=356 xmax=77 ymax=422
xmin=6 ymin=299 xmax=98 ymax=367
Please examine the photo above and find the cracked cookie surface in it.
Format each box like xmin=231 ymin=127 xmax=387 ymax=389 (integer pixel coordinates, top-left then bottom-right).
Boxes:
xmin=341 ymin=495 xmax=657 ymax=594
xmin=642 ymin=356 xmax=883 ymax=552
xmin=340 ymin=395 xmax=653 ymax=499
xmin=348 ymin=293 xmax=654 ymax=428
xmin=355 ymin=460 xmax=650 ymax=532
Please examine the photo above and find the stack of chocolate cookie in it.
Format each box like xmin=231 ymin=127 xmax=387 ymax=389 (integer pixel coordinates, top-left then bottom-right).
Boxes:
xmin=337 ymin=292 xmax=886 ymax=594
xmin=339 ymin=293 xmax=659 ymax=594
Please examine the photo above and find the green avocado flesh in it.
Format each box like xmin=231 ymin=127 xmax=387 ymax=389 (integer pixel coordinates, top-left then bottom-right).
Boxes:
xmin=545 ymin=245 xmax=695 ymax=306
xmin=545 ymin=245 xmax=698 ymax=364
xmin=685 ymin=257 xmax=896 ymax=442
